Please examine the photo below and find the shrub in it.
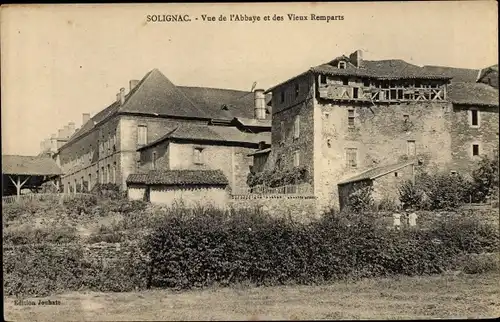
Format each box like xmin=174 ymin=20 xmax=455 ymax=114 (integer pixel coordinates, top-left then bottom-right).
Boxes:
xmin=347 ymin=186 xmax=375 ymax=214
xmin=461 ymin=253 xmax=499 ymax=274
xmin=90 ymin=183 xmax=122 ymax=199
xmin=4 ymin=224 xmax=79 ymax=245
xmin=468 ymin=154 xmax=500 ymax=203
xmin=246 ymin=167 xmax=308 ymax=188
xmin=3 ymin=244 xmax=85 ymax=296
xmin=142 ymin=206 xmax=475 ymax=290
xmin=398 ymin=180 xmax=424 ymax=210
xmin=415 ymin=172 xmax=469 ymax=210
xmin=63 ymin=194 xmax=98 ymax=216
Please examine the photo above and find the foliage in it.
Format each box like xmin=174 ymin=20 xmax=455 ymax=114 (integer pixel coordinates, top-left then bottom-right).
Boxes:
xmin=90 ymin=183 xmax=122 ymax=199
xmin=468 ymin=154 xmax=499 ymax=203
xmin=247 ymin=166 xmax=308 ymax=188
xmin=461 ymin=253 xmax=499 ymax=274
xmin=398 ymin=180 xmax=423 ymax=210
xmin=39 ymin=181 xmax=59 ymax=193
xmin=346 ymin=186 xmax=375 ymax=214
xmin=63 ymin=194 xmax=98 ymax=216
xmin=4 ymin=224 xmax=79 ymax=245
xmin=399 ymin=172 xmax=471 ymax=211
xmin=3 ymin=244 xmax=85 ymax=296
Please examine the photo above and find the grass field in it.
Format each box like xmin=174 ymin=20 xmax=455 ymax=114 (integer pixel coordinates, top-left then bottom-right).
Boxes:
xmin=4 ymin=271 xmax=499 ymax=321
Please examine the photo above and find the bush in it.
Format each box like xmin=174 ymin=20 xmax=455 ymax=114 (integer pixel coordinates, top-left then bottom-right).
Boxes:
xmin=247 ymin=167 xmax=308 ymax=188
xmin=346 ymin=186 xmax=375 ymax=214
xmin=3 ymin=244 xmax=85 ymax=296
xmin=468 ymin=154 xmax=500 ymax=203
xmin=63 ymin=194 xmax=98 ymax=216
xmin=4 ymin=224 xmax=79 ymax=245
xmin=142 ymin=206 xmax=482 ymax=290
xmin=398 ymin=180 xmax=423 ymax=210
xmin=461 ymin=253 xmax=499 ymax=274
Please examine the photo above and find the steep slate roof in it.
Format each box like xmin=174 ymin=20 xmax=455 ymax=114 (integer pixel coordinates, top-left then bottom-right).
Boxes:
xmin=448 ymin=82 xmax=499 ymax=107
xmin=64 ymin=70 xmax=269 ymax=148
xmin=126 ymin=169 xmax=229 ymax=186
xmin=178 ymin=86 xmax=256 ymax=120
xmin=477 ymin=64 xmax=498 ymax=81
xmin=137 ymin=123 xmax=271 ymax=151
xmin=2 ymin=155 xmax=62 ymax=176
xmin=338 ymin=160 xmax=416 ymax=185
xmin=421 ymin=65 xmax=480 ymax=83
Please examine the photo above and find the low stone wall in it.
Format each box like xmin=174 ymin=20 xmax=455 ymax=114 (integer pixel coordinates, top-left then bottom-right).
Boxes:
xmin=229 ymin=194 xmax=318 ymax=222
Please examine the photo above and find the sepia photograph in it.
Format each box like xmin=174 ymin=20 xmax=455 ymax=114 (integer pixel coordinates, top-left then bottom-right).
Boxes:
xmin=1 ymin=2 xmax=499 ymax=320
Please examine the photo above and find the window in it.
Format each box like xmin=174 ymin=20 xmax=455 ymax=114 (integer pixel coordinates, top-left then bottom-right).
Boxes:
xmin=394 ymin=172 xmax=398 ymax=177
xmin=280 ymin=121 xmax=285 ymax=141
xmin=470 ymin=109 xmax=479 ymax=127
xmin=363 ymin=79 xmax=370 ymax=87
xmin=338 ymin=61 xmax=346 ymax=69
xmin=320 ymin=74 xmax=327 ymax=84
xmin=450 ymin=170 xmax=457 ymax=176
xmin=348 ymin=109 xmax=355 ymax=128
xmin=106 ymin=164 xmax=110 ymax=183
xmin=342 ymin=77 xmax=349 ymax=86
xmin=89 ymin=145 xmax=92 ymax=161
xmin=293 ymin=150 xmax=300 ymax=167
xmin=346 ymin=148 xmax=357 ymax=168
xmin=327 ymin=139 xmax=332 ymax=148
xmin=193 ymin=147 xmax=204 ymax=164
xmin=472 ymin=144 xmax=480 ymax=156
xmin=88 ymin=174 xmax=91 ymax=191
xmin=324 ymin=112 xmax=329 ymax=119
xmin=152 ymin=151 xmax=157 ymax=170
xmin=294 ymin=84 xmax=300 ymax=97
xmin=96 ymin=170 xmax=99 ymax=184
xmin=112 ymin=162 xmax=116 ymax=184
xmin=293 ymin=116 xmax=300 ymax=139
xmin=137 ymin=125 xmax=147 ymax=145
xmin=407 ymin=140 xmax=416 ymax=157
xmin=280 ymin=91 xmax=285 ymax=103
xmin=101 ymin=166 xmax=104 ymax=184
xmin=353 ymin=87 xmax=359 ymax=99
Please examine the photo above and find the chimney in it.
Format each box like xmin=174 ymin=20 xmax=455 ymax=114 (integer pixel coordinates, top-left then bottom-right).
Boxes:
xmin=129 ymin=79 xmax=140 ymax=91
xmin=50 ymin=133 xmax=58 ymax=152
xmin=349 ymin=49 xmax=363 ymax=68
xmin=119 ymin=87 xmax=125 ymax=105
xmin=254 ymin=89 xmax=266 ymax=120
xmin=63 ymin=125 xmax=70 ymax=139
xmin=58 ymin=128 xmax=65 ymax=139
xmin=116 ymin=93 xmax=121 ymax=103
xmin=82 ymin=113 xmax=91 ymax=125
xmin=68 ymin=122 xmax=76 ymax=137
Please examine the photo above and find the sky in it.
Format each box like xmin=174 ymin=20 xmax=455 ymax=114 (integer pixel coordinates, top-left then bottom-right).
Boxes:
xmin=1 ymin=2 xmax=498 ymax=156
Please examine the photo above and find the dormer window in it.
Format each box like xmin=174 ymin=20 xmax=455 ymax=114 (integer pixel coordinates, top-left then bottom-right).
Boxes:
xmin=338 ymin=61 xmax=347 ymax=69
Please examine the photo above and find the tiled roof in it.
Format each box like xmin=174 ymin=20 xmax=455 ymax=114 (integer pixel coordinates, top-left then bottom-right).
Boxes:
xmin=127 ymin=169 xmax=229 ymax=186
xmin=126 ymin=173 xmax=148 ymax=184
xmin=448 ymin=82 xmax=499 ymax=107
xmin=2 ymin=155 xmax=62 ymax=176
xmin=266 ymin=55 xmax=452 ymax=93
xmin=137 ymin=124 xmax=271 ymax=151
xmin=338 ymin=160 xmax=416 ymax=185
xmin=478 ymin=64 xmax=498 ymax=82
xmin=422 ymin=65 xmax=480 ymax=83
xmin=311 ymin=60 xmax=451 ymax=80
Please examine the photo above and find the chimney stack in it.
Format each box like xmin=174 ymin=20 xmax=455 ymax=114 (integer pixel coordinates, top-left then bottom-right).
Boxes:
xmin=254 ymin=89 xmax=266 ymax=120
xmin=129 ymin=80 xmax=140 ymax=91
xmin=119 ymin=87 xmax=125 ymax=105
xmin=50 ymin=133 xmax=58 ymax=152
xmin=349 ymin=49 xmax=363 ymax=68
xmin=68 ymin=122 xmax=76 ymax=137
xmin=82 ymin=113 xmax=91 ymax=125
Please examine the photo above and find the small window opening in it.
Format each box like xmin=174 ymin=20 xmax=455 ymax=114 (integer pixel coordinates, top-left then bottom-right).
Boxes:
xmin=348 ymin=109 xmax=355 ymax=127
xmin=353 ymin=88 xmax=359 ymax=99
xmin=471 ymin=110 xmax=479 ymax=126
xmin=280 ymin=91 xmax=285 ymax=103
xmin=363 ymin=79 xmax=370 ymax=87
xmin=394 ymin=172 xmax=398 ymax=177
xmin=342 ymin=77 xmax=349 ymax=86
xmin=327 ymin=139 xmax=331 ymax=148
xmin=320 ymin=75 xmax=327 ymax=84
xmin=338 ymin=61 xmax=346 ymax=69
xmin=472 ymin=144 xmax=480 ymax=156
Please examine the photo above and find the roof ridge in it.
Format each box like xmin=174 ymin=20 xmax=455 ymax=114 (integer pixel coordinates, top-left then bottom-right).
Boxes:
xmin=178 ymin=85 xmax=251 ymax=93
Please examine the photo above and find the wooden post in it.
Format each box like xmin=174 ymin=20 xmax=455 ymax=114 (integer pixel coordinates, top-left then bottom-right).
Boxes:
xmin=8 ymin=175 xmax=31 ymax=202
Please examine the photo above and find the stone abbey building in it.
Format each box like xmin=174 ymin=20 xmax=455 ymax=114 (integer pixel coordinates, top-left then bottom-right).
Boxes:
xmin=255 ymin=50 xmax=498 ymax=210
